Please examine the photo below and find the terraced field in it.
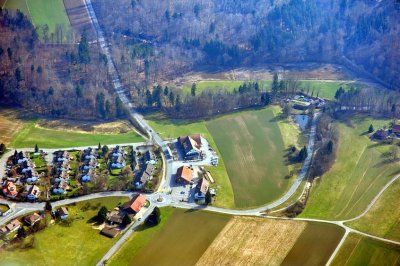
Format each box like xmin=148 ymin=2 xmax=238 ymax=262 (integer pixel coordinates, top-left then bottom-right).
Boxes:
xmin=301 ymin=116 xmax=399 ymax=220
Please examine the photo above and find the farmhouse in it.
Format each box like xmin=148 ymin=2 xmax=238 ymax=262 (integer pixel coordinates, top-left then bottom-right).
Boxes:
xmin=24 ymin=213 xmax=42 ymax=226
xmin=2 ymin=181 xmax=18 ymax=198
xmin=175 ymin=166 xmax=194 ymax=184
xmin=122 ymin=194 xmax=146 ymax=214
xmin=373 ymin=129 xmax=388 ymax=140
xmin=107 ymin=211 xmax=124 ymax=225
xmin=4 ymin=219 xmax=21 ymax=233
xmin=195 ymin=177 xmax=210 ymax=200
xmin=177 ymin=134 xmax=203 ymax=160
xmin=136 ymin=163 xmax=155 ymax=189
xmin=26 ymin=185 xmax=40 ymax=201
xmin=392 ymin=124 xmax=400 ymax=137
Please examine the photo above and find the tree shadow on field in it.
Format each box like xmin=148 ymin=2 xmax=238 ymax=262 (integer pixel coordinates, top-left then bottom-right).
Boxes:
xmin=184 ymin=205 xmax=206 ymax=213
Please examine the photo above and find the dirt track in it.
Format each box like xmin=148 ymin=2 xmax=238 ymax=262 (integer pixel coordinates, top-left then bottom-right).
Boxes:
xmin=196 ymin=217 xmax=307 ymax=266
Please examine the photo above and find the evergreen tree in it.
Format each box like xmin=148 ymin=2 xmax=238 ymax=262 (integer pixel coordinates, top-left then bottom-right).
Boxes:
xmin=102 ymin=145 xmax=109 ymax=155
xmin=0 ymin=143 xmax=5 ymax=154
xmin=145 ymin=207 xmax=161 ymax=226
xmin=122 ymin=214 xmax=132 ymax=226
xmin=115 ymin=97 xmax=125 ymax=118
xmin=78 ymin=32 xmax=90 ymax=65
xmin=45 ymin=201 xmax=52 ymax=212
xmin=326 ymin=140 xmax=333 ymax=154
xmin=96 ymin=92 xmax=106 ymax=118
xmin=368 ymin=124 xmax=374 ymax=133
xmin=98 ymin=143 xmax=101 ymax=150
xmin=34 ymin=144 xmax=39 ymax=153
xmin=97 ymin=206 xmax=108 ymax=223
xmin=271 ymin=73 xmax=279 ymax=97
xmin=205 ymin=190 xmax=212 ymax=205
xmin=191 ymin=83 xmax=197 ymax=97
xmin=15 ymin=67 xmax=22 ymax=82
xmin=17 ymin=226 xmax=27 ymax=238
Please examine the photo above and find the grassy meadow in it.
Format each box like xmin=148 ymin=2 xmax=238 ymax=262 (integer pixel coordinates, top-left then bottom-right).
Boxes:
xmin=4 ymin=0 xmax=71 ymax=41
xmin=332 ymin=234 xmax=400 ymax=266
xmin=300 ymin=116 xmax=400 ymax=220
xmin=182 ymin=80 xmax=357 ymax=100
xmin=0 ymin=197 xmax=128 ymax=266
xmin=347 ymin=178 xmax=400 ymax=242
xmin=206 ymin=107 xmax=295 ymax=208
xmin=11 ymin=121 xmax=144 ymax=148
xmin=109 ymin=208 xmax=231 ymax=266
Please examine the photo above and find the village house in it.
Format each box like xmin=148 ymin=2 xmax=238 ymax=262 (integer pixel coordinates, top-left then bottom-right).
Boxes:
xmin=110 ymin=146 xmax=125 ymax=169
xmin=107 ymin=211 xmax=124 ymax=225
xmin=373 ymin=129 xmax=389 ymax=140
xmin=0 ymin=219 xmax=21 ymax=235
xmin=57 ymin=207 xmax=69 ymax=220
xmin=122 ymin=194 xmax=146 ymax=214
xmin=175 ymin=166 xmax=194 ymax=184
xmin=26 ymin=185 xmax=40 ymax=201
xmin=100 ymin=227 xmax=120 ymax=238
xmin=195 ymin=177 xmax=210 ymax=201
xmin=2 ymin=181 xmax=18 ymax=198
xmin=24 ymin=213 xmax=42 ymax=226
xmin=177 ymin=134 xmax=203 ymax=160
xmin=135 ymin=163 xmax=155 ymax=189
xmin=391 ymin=124 xmax=400 ymax=137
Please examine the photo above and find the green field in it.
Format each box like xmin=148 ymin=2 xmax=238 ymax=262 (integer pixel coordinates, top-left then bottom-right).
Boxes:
xmin=282 ymin=222 xmax=345 ymax=266
xmin=182 ymin=80 xmax=356 ymax=100
xmin=109 ymin=208 xmax=231 ymax=266
xmin=347 ymin=178 xmax=400 ymax=242
xmin=4 ymin=0 xmax=71 ymax=41
xmin=300 ymin=116 xmax=399 ymax=220
xmin=206 ymin=107 xmax=295 ymax=208
xmin=332 ymin=234 xmax=400 ymax=266
xmin=0 ymin=197 xmax=128 ymax=266
xmin=147 ymin=113 xmax=235 ymax=208
xmin=11 ymin=121 xmax=144 ymax=148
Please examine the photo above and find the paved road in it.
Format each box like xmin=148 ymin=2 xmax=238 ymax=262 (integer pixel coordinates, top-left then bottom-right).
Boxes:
xmin=96 ymin=205 xmax=155 ymax=266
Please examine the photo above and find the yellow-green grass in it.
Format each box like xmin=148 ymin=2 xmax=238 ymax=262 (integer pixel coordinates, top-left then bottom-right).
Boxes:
xmin=299 ymin=80 xmax=358 ymax=99
xmin=332 ymin=233 xmax=400 ymax=266
xmin=2 ymin=0 xmax=29 ymax=14
xmin=346 ymin=178 xmax=400 ymax=242
xmin=300 ymin=116 xmax=399 ymax=220
xmin=4 ymin=0 xmax=71 ymax=41
xmin=109 ymin=208 xmax=231 ymax=266
xmin=182 ymin=80 xmax=358 ymax=100
xmin=108 ymin=207 xmax=175 ymax=265
xmin=206 ymin=107 xmax=295 ymax=208
xmin=0 ymin=197 xmax=128 ymax=266
xmin=281 ymin=222 xmax=345 ymax=266
xmin=146 ymin=113 xmax=235 ymax=208
xmin=0 ymin=204 xmax=9 ymax=213
xmin=11 ymin=121 xmax=144 ymax=148
xmin=182 ymin=80 xmax=272 ymax=95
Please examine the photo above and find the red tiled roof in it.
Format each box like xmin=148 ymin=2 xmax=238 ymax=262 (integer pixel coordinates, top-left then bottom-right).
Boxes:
xmin=123 ymin=194 xmax=146 ymax=213
xmin=176 ymin=166 xmax=193 ymax=183
xmin=393 ymin=124 xmax=400 ymax=133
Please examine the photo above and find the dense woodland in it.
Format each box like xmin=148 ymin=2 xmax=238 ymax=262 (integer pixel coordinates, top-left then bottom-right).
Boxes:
xmin=0 ymin=9 xmax=123 ymax=120
xmin=92 ymin=0 xmax=400 ymax=92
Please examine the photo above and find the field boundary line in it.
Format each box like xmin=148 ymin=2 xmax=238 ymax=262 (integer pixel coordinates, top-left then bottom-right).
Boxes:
xmin=326 ymin=230 xmax=349 ymax=266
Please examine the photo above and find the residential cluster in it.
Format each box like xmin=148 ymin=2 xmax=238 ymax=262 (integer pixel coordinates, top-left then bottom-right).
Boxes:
xmin=101 ymin=194 xmax=146 ymax=238
xmin=51 ymin=150 xmax=71 ymax=195
xmin=2 ymin=151 xmax=43 ymax=201
xmin=133 ymin=148 xmax=162 ymax=192
xmin=372 ymin=124 xmax=400 ymax=140
xmin=290 ymin=94 xmax=326 ymax=110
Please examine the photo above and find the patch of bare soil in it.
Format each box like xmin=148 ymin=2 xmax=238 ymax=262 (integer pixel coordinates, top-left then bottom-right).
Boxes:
xmin=169 ymin=63 xmax=354 ymax=87
xmin=64 ymin=0 xmax=95 ymax=40
xmin=37 ymin=119 xmax=135 ymax=134
xmin=196 ymin=217 xmax=307 ymax=266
